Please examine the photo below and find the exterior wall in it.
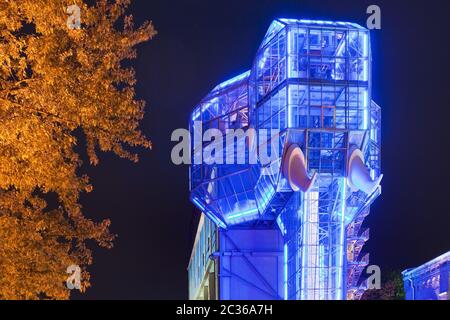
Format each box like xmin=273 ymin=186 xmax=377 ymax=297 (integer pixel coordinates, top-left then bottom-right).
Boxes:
xmin=188 ymin=214 xmax=218 ymax=300
xmin=218 ymin=228 xmax=284 ymax=300
xmin=188 ymin=216 xmax=284 ymax=300
xmin=403 ymin=251 xmax=450 ymax=300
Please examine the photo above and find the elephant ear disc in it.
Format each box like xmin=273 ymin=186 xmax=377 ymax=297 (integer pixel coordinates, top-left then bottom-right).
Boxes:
xmin=282 ymin=144 xmax=317 ymax=192
xmin=347 ymin=148 xmax=383 ymax=195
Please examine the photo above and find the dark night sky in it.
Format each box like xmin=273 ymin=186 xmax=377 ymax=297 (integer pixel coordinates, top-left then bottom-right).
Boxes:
xmin=73 ymin=0 xmax=450 ymax=299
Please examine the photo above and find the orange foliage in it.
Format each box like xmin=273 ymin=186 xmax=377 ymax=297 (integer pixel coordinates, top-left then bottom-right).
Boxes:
xmin=0 ymin=0 xmax=156 ymax=299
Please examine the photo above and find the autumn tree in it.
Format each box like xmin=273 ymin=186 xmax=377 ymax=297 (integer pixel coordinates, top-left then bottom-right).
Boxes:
xmin=0 ymin=0 xmax=155 ymax=299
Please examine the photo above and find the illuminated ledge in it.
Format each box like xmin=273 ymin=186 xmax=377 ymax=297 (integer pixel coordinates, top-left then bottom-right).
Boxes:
xmin=402 ymin=251 xmax=450 ymax=279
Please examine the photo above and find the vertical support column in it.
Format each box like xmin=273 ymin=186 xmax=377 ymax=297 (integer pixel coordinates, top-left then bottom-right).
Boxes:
xmin=298 ymin=178 xmax=348 ymax=300
xmin=336 ymin=177 xmax=347 ymax=300
xmin=300 ymin=189 xmax=322 ymax=299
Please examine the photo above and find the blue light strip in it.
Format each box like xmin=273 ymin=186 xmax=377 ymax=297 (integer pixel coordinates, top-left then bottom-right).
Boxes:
xmin=363 ymin=91 xmax=369 ymax=130
xmin=363 ymin=33 xmax=369 ymax=57
xmin=284 ymin=243 xmax=288 ymax=300
xmin=227 ymin=207 xmax=259 ymax=220
xmin=191 ymin=197 xmax=227 ymax=229
xmin=337 ymin=178 xmax=347 ymax=299
xmin=300 ymin=192 xmax=307 ymax=299
xmin=279 ymin=19 xmax=362 ymax=28
xmin=363 ymin=33 xmax=369 ymax=129
xmin=193 ymin=97 xmax=219 ymax=121
xmin=191 ymin=107 xmax=201 ymax=121
xmin=287 ymin=30 xmax=292 ymax=79
xmin=213 ymin=70 xmax=250 ymax=91
xmin=364 ymin=185 xmax=381 ymax=208
xmin=276 ymin=215 xmax=287 ymax=235
xmin=288 ymin=84 xmax=293 ymax=127
xmin=258 ymin=184 xmax=276 ymax=210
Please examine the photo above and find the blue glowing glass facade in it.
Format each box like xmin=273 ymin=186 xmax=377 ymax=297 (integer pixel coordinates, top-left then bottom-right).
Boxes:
xmin=188 ymin=18 xmax=382 ymax=300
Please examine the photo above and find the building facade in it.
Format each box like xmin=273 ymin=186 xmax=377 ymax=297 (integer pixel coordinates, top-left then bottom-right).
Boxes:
xmin=402 ymin=252 xmax=450 ymax=300
xmin=188 ymin=18 xmax=382 ymax=300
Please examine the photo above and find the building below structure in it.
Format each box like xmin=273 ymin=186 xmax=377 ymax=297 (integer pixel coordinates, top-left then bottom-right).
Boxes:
xmin=188 ymin=215 xmax=284 ymax=300
xmin=402 ymin=251 xmax=449 ymax=300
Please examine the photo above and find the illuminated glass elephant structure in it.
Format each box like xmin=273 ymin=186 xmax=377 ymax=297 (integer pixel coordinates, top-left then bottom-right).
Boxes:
xmin=189 ymin=19 xmax=382 ymax=300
